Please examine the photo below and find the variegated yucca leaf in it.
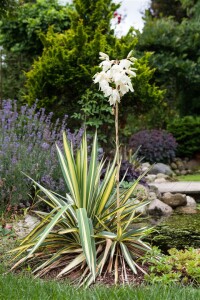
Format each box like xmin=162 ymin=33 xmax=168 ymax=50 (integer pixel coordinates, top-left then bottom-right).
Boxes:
xmin=10 ymin=131 xmax=152 ymax=286
xmin=77 ymin=208 xmax=96 ymax=282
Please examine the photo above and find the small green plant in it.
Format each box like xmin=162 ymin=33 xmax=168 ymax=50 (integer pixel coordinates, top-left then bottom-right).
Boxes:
xmin=142 ymin=247 xmax=200 ymax=286
xmin=0 ymin=225 xmax=14 ymax=238
xmin=73 ymin=89 xmax=114 ymax=144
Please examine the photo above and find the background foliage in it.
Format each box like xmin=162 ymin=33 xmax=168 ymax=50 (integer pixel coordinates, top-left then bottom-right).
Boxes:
xmin=0 ymin=0 xmax=166 ymax=145
xmin=167 ymin=116 xmax=200 ymax=158
xmin=23 ymin=0 xmax=165 ymax=139
xmin=137 ymin=0 xmax=200 ymax=117
xmin=0 ymin=0 xmax=71 ymax=100
xmin=0 ymin=0 xmax=18 ymax=18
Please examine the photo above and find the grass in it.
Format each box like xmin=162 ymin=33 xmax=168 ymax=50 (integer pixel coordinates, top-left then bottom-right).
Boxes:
xmin=0 ymin=264 xmax=200 ymax=300
xmin=176 ymin=173 xmax=200 ymax=181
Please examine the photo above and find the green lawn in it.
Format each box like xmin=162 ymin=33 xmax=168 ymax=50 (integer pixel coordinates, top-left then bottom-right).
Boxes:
xmin=0 ymin=265 xmax=200 ymax=300
xmin=176 ymin=173 xmax=200 ymax=181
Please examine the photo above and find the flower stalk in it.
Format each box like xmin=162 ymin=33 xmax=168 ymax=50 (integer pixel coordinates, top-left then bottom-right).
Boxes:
xmin=93 ymin=51 xmax=137 ymax=233
xmin=114 ymin=101 xmax=121 ymax=233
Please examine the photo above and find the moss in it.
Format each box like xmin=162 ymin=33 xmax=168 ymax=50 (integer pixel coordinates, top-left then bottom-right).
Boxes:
xmin=146 ymin=212 xmax=200 ymax=251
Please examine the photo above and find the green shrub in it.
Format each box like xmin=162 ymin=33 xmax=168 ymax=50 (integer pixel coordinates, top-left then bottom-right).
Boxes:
xmin=167 ymin=116 xmax=200 ymax=158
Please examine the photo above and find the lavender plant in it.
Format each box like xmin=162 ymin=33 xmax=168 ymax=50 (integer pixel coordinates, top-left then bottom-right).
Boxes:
xmin=0 ymin=100 xmax=84 ymax=208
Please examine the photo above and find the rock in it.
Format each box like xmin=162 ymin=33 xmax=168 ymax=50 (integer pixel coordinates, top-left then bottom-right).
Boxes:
xmin=130 ymin=184 xmax=149 ymax=200
xmin=154 ymin=178 xmax=167 ymax=183
xmin=133 ymin=199 xmax=147 ymax=215
xmin=186 ymin=196 xmax=197 ymax=208
xmin=149 ymin=185 xmax=161 ymax=198
xmin=149 ymin=163 xmax=174 ymax=176
xmin=24 ymin=215 xmax=40 ymax=229
xmin=176 ymin=160 xmax=185 ymax=170
xmin=148 ymin=199 xmax=173 ymax=216
xmin=13 ymin=221 xmax=28 ymax=238
xmin=171 ymin=162 xmax=177 ymax=170
xmin=156 ymin=173 xmax=169 ymax=179
xmin=162 ymin=192 xmax=187 ymax=208
xmin=180 ymin=170 xmax=187 ymax=175
xmin=145 ymin=174 xmax=157 ymax=183
xmin=186 ymin=159 xmax=200 ymax=171
xmin=175 ymin=206 xmax=198 ymax=214
xmin=13 ymin=214 xmax=40 ymax=238
xmin=148 ymin=192 xmax=157 ymax=201
xmin=174 ymin=169 xmax=180 ymax=175
xmin=142 ymin=162 xmax=151 ymax=168
xmin=141 ymin=162 xmax=151 ymax=173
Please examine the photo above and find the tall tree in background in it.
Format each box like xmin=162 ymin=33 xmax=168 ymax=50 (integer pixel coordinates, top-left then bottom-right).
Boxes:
xmin=137 ymin=0 xmax=200 ymax=116
xmin=24 ymin=0 xmax=120 ymax=115
xmin=0 ymin=0 xmax=18 ymax=18
xmin=149 ymin=0 xmax=199 ymax=21
xmin=149 ymin=0 xmax=187 ymax=21
xmin=0 ymin=0 xmax=71 ymax=100
xmin=24 ymin=0 xmax=164 ymax=136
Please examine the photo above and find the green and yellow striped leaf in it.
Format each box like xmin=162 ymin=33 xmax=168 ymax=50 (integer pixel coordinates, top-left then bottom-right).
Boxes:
xmin=77 ymin=208 xmax=96 ymax=281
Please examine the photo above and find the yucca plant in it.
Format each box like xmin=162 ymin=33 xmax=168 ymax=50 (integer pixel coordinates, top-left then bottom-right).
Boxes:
xmin=9 ymin=131 xmax=151 ymax=286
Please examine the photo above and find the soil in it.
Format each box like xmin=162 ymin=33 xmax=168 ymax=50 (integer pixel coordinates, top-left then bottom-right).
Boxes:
xmin=39 ymin=264 xmax=149 ymax=286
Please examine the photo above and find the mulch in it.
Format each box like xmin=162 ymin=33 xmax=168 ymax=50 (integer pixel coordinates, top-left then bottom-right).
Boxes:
xmin=38 ymin=263 xmax=149 ymax=287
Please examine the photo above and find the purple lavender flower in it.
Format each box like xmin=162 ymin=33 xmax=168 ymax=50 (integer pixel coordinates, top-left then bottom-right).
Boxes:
xmin=0 ymin=99 xmax=86 ymax=207
xmin=41 ymin=142 xmax=50 ymax=150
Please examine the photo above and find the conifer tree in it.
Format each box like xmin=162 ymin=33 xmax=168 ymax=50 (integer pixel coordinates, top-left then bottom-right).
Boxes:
xmin=0 ymin=0 xmax=17 ymax=18
xmin=24 ymin=0 xmax=164 ymax=134
xmin=0 ymin=0 xmax=71 ymax=100
xmin=137 ymin=0 xmax=200 ymax=116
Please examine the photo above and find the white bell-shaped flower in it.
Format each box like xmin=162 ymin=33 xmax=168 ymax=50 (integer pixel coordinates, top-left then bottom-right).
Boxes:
xmin=93 ymin=51 xmax=137 ymax=106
